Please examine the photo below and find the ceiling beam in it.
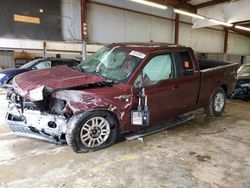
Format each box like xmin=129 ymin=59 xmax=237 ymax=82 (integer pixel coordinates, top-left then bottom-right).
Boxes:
xmin=229 ymin=27 xmax=250 ymax=38
xmin=196 ymin=0 xmax=231 ymax=9
xmin=150 ymin=0 xmax=197 ymax=13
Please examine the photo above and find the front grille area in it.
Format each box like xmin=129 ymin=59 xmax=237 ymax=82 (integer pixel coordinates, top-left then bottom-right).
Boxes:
xmin=9 ymin=124 xmax=32 ymax=134
xmin=235 ymin=79 xmax=250 ymax=88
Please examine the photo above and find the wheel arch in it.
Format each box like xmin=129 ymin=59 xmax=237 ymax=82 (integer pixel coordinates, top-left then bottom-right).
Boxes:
xmin=220 ymin=84 xmax=228 ymax=96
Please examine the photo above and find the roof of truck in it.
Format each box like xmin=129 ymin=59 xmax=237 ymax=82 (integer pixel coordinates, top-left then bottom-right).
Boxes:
xmin=109 ymin=42 xmax=188 ymax=54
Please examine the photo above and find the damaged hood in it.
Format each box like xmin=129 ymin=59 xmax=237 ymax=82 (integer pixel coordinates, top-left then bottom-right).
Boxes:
xmin=13 ymin=65 xmax=105 ymax=98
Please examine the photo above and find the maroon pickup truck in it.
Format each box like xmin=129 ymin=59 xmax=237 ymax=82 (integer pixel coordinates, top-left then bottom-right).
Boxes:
xmin=6 ymin=43 xmax=237 ymax=153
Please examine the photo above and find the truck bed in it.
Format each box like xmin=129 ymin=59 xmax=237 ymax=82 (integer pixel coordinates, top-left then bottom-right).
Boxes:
xmin=197 ymin=59 xmax=238 ymax=108
xmin=198 ymin=59 xmax=229 ymax=70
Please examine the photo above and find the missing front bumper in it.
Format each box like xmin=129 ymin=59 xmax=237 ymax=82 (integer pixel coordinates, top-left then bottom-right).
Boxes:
xmin=6 ymin=110 xmax=68 ymax=144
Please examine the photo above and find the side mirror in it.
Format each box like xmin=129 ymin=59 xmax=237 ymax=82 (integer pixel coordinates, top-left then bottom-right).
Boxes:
xmin=134 ymin=74 xmax=143 ymax=89
xmin=31 ymin=66 xmax=37 ymax=70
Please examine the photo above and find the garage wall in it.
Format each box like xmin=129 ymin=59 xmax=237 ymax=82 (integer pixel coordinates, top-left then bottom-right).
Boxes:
xmin=87 ymin=2 xmax=250 ymax=55
xmin=87 ymin=3 xmax=174 ymax=44
xmin=89 ymin=0 xmax=173 ymax=19
xmin=0 ymin=51 xmax=14 ymax=68
xmin=61 ymin=0 xmax=81 ymax=41
xmin=228 ymin=33 xmax=250 ymax=55
xmin=0 ymin=0 xmax=249 ymax=58
xmin=179 ymin=24 xmax=224 ymax=53
xmin=246 ymin=56 xmax=250 ymax=64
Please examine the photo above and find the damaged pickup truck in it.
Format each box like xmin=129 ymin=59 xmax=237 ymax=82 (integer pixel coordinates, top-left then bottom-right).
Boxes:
xmin=5 ymin=43 xmax=237 ymax=153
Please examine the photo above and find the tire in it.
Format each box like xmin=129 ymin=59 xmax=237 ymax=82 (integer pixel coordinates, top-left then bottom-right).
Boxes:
xmin=66 ymin=111 xmax=118 ymax=153
xmin=205 ymin=87 xmax=226 ymax=117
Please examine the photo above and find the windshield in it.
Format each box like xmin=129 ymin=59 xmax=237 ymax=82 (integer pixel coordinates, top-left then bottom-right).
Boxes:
xmin=238 ymin=66 xmax=250 ymax=74
xmin=79 ymin=46 xmax=144 ymax=82
xmin=19 ymin=59 xmax=41 ymax=69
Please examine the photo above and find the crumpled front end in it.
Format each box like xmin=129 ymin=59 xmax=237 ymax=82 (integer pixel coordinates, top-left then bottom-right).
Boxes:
xmin=6 ymin=77 xmax=133 ymax=143
xmin=6 ymin=90 xmax=68 ymax=143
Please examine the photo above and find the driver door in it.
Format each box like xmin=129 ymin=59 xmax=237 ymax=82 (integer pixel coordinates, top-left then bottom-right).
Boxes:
xmin=134 ymin=53 xmax=182 ymax=125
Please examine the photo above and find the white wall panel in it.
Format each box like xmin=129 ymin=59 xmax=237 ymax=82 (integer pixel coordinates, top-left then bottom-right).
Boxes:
xmin=61 ymin=0 xmax=81 ymax=41
xmin=179 ymin=24 xmax=224 ymax=53
xmin=87 ymin=3 xmax=173 ymax=44
xmin=228 ymin=34 xmax=250 ymax=55
xmin=91 ymin=0 xmax=174 ymax=19
xmin=0 ymin=38 xmax=43 ymax=49
xmin=246 ymin=56 xmax=250 ymax=64
xmin=124 ymin=12 xmax=152 ymax=42
xmin=151 ymin=17 xmax=173 ymax=43
xmin=87 ymin=3 xmax=126 ymax=43
xmin=46 ymin=42 xmax=82 ymax=51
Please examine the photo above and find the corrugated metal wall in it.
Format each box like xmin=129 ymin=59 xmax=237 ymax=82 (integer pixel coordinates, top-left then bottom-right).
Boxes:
xmin=0 ymin=51 xmax=14 ymax=69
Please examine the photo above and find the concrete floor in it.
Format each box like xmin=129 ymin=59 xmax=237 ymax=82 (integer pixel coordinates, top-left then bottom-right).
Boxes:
xmin=0 ymin=90 xmax=249 ymax=188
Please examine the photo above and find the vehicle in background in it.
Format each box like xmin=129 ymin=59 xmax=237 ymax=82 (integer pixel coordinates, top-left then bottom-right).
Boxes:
xmin=6 ymin=43 xmax=237 ymax=153
xmin=0 ymin=58 xmax=80 ymax=86
xmin=232 ymin=64 xmax=250 ymax=101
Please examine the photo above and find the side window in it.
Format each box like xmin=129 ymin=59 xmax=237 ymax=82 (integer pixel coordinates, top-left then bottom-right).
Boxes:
xmin=51 ymin=61 xmax=64 ymax=67
xmin=134 ymin=54 xmax=175 ymax=88
xmin=179 ymin=52 xmax=194 ymax=76
xmin=65 ymin=61 xmax=79 ymax=67
xmin=35 ymin=61 xmax=51 ymax=70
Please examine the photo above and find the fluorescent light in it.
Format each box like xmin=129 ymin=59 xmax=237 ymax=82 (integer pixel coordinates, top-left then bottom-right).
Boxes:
xmin=130 ymin=0 xmax=167 ymax=10
xmin=209 ymin=19 xmax=233 ymax=27
xmin=235 ymin=25 xmax=250 ymax=31
xmin=174 ymin=9 xmax=205 ymax=20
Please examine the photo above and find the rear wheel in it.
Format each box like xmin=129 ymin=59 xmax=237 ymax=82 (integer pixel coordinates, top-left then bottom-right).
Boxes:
xmin=66 ymin=111 xmax=118 ymax=153
xmin=205 ymin=87 xmax=226 ymax=117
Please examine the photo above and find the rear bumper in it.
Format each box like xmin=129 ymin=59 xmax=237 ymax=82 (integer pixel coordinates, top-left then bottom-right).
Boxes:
xmin=6 ymin=109 xmax=68 ymax=143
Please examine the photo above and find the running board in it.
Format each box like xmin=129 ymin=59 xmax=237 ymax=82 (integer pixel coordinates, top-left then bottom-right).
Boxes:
xmin=124 ymin=113 xmax=195 ymax=141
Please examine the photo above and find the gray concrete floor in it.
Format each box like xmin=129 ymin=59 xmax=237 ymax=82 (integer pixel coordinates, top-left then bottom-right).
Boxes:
xmin=0 ymin=90 xmax=249 ymax=188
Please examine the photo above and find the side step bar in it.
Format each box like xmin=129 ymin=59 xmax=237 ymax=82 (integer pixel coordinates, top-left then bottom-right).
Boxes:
xmin=124 ymin=113 xmax=195 ymax=141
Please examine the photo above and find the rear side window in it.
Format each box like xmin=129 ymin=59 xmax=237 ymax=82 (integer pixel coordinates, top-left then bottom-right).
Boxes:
xmin=51 ymin=61 xmax=64 ymax=67
xmin=179 ymin=52 xmax=194 ymax=76
xmin=65 ymin=60 xmax=79 ymax=67
xmin=52 ymin=60 xmax=79 ymax=67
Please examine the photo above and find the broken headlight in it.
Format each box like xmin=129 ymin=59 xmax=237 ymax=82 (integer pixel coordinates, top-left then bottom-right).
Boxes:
xmin=28 ymin=86 xmax=44 ymax=101
xmin=53 ymin=99 xmax=67 ymax=115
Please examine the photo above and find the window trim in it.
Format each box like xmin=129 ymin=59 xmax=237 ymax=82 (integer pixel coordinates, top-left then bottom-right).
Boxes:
xmin=177 ymin=51 xmax=195 ymax=77
xmin=133 ymin=52 xmax=177 ymax=88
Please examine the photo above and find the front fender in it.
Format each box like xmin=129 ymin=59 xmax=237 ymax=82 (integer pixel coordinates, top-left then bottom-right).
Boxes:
xmin=53 ymin=90 xmax=133 ymax=122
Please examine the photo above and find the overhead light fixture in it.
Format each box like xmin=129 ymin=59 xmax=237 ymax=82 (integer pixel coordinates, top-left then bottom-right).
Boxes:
xmin=235 ymin=25 xmax=250 ymax=32
xmin=130 ymin=0 xmax=167 ymax=10
xmin=174 ymin=9 xmax=205 ymax=20
xmin=209 ymin=19 xmax=233 ymax=27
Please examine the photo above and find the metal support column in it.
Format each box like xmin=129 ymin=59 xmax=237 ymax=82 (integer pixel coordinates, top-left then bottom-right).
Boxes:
xmin=43 ymin=42 xmax=47 ymax=58
xmin=174 ymin=13 xmax=180 ymax=45
xmin=223 ymin=28 xmax=228 ymax=62
xmin=80 ymin=0 xmax=87 ymax=61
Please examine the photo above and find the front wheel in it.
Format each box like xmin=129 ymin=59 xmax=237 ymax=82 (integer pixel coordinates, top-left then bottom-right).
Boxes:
xmin=205 ymin=87 xmax=226 ymax=117
xmin=66 ymin=111 xmax=118 ymax=153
